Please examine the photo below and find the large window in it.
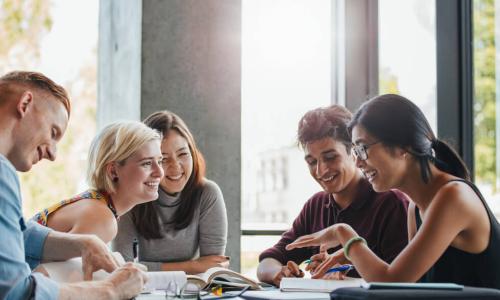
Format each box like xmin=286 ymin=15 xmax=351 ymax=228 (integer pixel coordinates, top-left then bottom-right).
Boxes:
xmin=241 ymin=0 xmax=332 ymax=277
xmin=473 ymin=0 xmax=500 ymax=218
xmin=0 ymin=0 xmax=98 ymax=216
xmin=378 ymin=0 xmax=437 ymax=132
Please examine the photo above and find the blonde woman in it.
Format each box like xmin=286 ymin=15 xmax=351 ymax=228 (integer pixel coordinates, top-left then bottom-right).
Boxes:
xmin=33 ymin=121 xmax=164 ymax=243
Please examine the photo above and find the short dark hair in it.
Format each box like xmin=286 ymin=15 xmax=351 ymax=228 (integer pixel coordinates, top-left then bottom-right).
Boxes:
xmin=0 ymin=71 xmax=71 ymax=117
xmin=348 ymin=94 xmax=470 ymax=183
xmin=297 ymin=105 xmax=353 ymax=151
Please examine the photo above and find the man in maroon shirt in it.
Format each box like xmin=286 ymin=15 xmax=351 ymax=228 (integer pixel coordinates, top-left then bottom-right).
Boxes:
xmin=257 ymin=105 xmax=409 ymax=286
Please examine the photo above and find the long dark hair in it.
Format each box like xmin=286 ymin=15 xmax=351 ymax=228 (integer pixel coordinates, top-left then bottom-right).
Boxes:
xmin=132 ymin=110 xmax=206 ymax=239
xmin=348 ymin=94 xmax=470 ymax=183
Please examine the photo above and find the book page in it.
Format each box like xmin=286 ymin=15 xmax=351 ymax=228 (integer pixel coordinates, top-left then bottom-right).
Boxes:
xmin=280 ymin=277 xmax=365 ymax=292
xmin=194 ymin=267 xmax=262 ymax=290
xmin=196 ymin=267 xmax=228 ymax=282
xmin=186 ymin=275 xmax=208 ymax=288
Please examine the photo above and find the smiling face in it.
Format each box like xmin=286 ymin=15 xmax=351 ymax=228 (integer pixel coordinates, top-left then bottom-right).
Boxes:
xmin=159 ymin=130 xmax=193 ymax=194
xmin=10 ymin=92 xmax=69 ymax=172
xmin=351 ymin=124 xmax=407 ymax=192
xmin=113 ymin=139 xmax=164 ymax=204
xmin=304 ymin=137 xmax=358 ymax=194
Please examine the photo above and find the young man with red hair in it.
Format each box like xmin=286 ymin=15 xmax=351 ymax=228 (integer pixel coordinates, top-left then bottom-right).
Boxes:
xmin=0 ymin=71 xmax=147 ymax=300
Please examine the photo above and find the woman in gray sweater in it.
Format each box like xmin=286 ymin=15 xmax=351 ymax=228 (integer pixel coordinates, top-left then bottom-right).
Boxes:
xmin=112 ymin=111 xmax=228 ymax=274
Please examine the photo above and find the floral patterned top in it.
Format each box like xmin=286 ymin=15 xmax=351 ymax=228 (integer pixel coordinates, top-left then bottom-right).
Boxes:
xmin=33 ymin=190 xmax=118 ymax=226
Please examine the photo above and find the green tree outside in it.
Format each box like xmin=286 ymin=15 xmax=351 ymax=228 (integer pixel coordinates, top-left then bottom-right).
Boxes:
xmin=0 ymin=0 xmax=97 ymax=216
xmin=0 ymin=0 xmax=52 ymax=70
xmin=474 ymin=0 xmax=497 ymax=191
xmin=379 ymin=67 xmax=401 ymax=95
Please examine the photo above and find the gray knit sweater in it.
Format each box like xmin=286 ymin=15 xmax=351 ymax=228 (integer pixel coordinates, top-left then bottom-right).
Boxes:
xmin=112 ymin=179 xmax=227 ymax=271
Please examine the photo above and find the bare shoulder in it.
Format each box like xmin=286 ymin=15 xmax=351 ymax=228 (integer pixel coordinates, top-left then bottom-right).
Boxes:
xmin=430 ymin=179 xmax=490 ymax=252
xmin=65 ymin=198 xmax=117 ymax=242
xmin=48 ymin=197 xmax=111 ymax=227
xmin=433 ymin=180 xmax=481 ymax=208
xmin=68 ymin=197 xmax=115 ymax=217
xmin=427 ymin=179 xmax=485 ymax=227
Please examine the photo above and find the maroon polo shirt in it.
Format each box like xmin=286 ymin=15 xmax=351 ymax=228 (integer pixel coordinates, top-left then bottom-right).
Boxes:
xmin=259 ymin=178 xmax=409 ymax=275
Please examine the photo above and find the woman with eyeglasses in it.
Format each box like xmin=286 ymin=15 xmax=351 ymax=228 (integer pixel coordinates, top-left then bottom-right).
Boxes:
xmin=286 ymin=94 xmax=500 ymax=288
xmin=112 ymin=110 xmax=228 ymax=274
xmin=257 ymin=105 xmax=409 ymax=286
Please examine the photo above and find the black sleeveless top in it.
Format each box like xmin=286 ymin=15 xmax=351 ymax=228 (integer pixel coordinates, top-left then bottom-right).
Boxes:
xmin=415 ymin=179 xmax=500 ymax=288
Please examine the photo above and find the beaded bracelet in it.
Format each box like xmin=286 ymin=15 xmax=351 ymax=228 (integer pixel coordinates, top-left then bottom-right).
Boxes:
xmin=344 ymin=236 xmax=367 ymax=261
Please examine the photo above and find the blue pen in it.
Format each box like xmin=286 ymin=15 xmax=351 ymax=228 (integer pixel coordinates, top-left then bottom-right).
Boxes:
xmin=325 ymin=264 xmax=353 ymax=274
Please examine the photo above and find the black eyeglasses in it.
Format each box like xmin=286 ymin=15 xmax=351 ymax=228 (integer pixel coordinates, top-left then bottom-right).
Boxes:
xmin=351 ymin=141 xmax=380 ymax=161
xmin=164 ymin=282 xmax=250 ymax=300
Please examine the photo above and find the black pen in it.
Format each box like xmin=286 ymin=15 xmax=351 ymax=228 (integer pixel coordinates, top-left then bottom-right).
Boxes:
xmin=132 ymin=238 xmax=139 ymax=263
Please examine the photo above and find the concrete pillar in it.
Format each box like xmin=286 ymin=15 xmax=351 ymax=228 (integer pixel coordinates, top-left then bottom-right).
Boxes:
xmin=99 ymin=0 xmax=242 ymax=271
xmin=97 ymin=0 xmax=142 ymax=128
xmin=333 ymin=0 xmax=378 ymax=111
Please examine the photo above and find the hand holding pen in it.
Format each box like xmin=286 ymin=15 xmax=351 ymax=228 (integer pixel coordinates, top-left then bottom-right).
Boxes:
xmin=305 ymin=260 xmax=353 ymax=280
xmin=303 ymin=251 xmax=328 ymax=274
xmin=325 ymin=264 xmax=353 ymax=274
xmin=304 ymin=248 xmax=351 ymax=279
xmin=323 ymin=264 xmax=353 ymax=280
xmin=130 ymin=238 xmax=148 ymax=272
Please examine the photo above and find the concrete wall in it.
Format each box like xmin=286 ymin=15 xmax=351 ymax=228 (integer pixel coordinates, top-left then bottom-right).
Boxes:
xmin=99 ymin=0 xmax=242 ymax=270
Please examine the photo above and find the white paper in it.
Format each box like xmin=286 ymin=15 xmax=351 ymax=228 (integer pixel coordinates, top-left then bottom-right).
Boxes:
xmin=144 ymin=271 xmax=187 ymax=292
xmin=280 ymin=277 xmax=365 ymax=293
xmin=41 ymin=252 xmax=188 ymax=292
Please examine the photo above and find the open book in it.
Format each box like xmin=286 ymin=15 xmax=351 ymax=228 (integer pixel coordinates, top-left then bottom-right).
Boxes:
xmin=187 ymin=267 xmax=262 ymax=290
xmin=40 ymin=255 xmax=261 ymax=292
xmin=280 ymin=277 xmax=365 ymax=293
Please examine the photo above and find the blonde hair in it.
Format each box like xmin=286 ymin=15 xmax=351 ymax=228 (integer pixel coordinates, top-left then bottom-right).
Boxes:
xmin=87 ymin=121 xmax=162 ymax=194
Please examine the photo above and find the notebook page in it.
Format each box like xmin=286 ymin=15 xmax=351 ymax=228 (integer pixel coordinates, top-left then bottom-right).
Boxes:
xmin=280 ymin=277 xmax=365 ymax=292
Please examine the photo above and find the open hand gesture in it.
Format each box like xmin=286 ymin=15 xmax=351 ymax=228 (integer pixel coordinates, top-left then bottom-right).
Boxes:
xmin=285 ymin=225 xmax=340 ymax=253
